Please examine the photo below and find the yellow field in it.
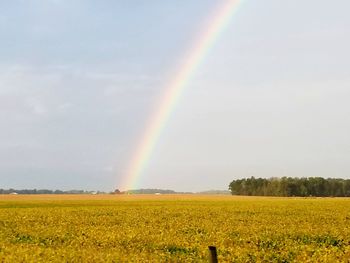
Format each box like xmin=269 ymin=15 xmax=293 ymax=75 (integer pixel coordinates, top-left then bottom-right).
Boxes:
xmin=0 ymin=195 xmax=349 ymax=262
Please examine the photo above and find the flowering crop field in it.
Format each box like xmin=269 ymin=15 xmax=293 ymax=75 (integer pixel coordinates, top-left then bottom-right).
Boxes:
xmin=0 ymin=195 xmax=349 ymax=262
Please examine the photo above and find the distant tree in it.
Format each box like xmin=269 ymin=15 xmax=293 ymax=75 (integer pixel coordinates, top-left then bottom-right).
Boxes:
xmin=229 ymin=177 xmax=350 ymax=197
xmin=113 ymin=189 xmax=121 ymax=194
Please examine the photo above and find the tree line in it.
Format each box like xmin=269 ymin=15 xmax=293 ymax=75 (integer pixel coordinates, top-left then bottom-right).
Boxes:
xmin=0 ymin=189 xmax=106 ymax=195
xmin=229 ymin=177 xmax=350 ymax=197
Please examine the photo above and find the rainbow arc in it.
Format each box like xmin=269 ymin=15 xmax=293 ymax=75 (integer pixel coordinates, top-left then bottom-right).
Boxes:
xmin=120 ymin=0 xmax=243 ymax=191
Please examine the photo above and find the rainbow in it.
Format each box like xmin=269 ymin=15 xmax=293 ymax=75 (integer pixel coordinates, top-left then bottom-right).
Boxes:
xmin=120 ymin=0 xmax=243 ymax=191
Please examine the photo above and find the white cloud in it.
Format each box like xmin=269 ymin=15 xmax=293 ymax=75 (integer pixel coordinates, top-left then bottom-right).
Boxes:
xmin=57 ymin=102 xmax=73 ymax=113
xmin=102 ymin=166 xmax=114 ymax=172
xmin=26 ymin=97 xmax=47 ymax=115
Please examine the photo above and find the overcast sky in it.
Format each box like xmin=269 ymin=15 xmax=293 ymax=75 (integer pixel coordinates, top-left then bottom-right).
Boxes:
xmin=1 ymin=0 xmax=349 ymax=192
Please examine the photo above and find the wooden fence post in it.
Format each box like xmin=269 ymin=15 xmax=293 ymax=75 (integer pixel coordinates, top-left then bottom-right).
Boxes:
xmin=208 ymin=246 xmax=218 ymax=263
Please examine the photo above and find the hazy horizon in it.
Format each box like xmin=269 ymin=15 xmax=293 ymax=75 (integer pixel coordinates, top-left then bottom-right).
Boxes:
xmin=1 ymin=0 xmax=350 ymax=192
